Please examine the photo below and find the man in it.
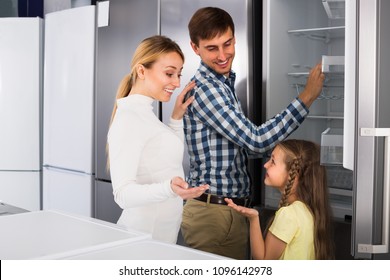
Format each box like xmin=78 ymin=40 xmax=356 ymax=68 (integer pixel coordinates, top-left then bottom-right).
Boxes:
xmin=181 ymin=7 xmax=324 ymax=259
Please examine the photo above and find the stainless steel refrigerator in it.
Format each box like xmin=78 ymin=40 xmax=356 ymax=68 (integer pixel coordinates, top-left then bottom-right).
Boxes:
xmin=93 ymin=0 xmax=255 ymax=223
xmin=94 ymin=0 xmax=160 ymax=223
xmin=262 ymin=0 xmax=390 ymax=259
xmin=159 ymin=0 xmax=254 ymax=177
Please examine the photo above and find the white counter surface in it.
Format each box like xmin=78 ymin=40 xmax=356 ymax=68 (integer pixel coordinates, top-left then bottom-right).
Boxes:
xmin=0 ymin=210 xmax=150 ymax=260
xmin=63 ymin=239 xmax=231 ymax=260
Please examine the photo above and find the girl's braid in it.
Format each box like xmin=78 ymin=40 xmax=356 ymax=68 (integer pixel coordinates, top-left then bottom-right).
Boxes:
xmin=279 ymin=157 xmax=302 ymax=207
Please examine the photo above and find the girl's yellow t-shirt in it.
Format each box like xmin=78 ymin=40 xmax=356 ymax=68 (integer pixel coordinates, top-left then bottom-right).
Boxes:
xmin=269 ymin=200 xmax=315 ymax=260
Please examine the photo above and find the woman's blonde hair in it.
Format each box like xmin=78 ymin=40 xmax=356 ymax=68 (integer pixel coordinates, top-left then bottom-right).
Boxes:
xmin=109 ymin=35 xmax=184 ymax=125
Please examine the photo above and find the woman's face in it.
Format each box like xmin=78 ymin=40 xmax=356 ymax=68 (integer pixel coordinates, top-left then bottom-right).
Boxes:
xmin=143 ymin=51 xmax=183 ymax=102
xmin=263 ymin=146 xmax=289 ymax=192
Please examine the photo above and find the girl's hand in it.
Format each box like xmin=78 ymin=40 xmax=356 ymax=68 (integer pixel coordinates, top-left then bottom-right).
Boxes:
xmin=171 ymin=80 xmax=196 ymax=120
xmin=225 ymin=198 xmax=259 ymax=219
xmin=170 ymin=176 xmax=209 ymax=200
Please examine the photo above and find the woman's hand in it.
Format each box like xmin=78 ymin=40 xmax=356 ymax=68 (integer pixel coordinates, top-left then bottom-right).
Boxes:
xmin=171 ymin=80 xmax=196 ymax=120
xmin=170 ymin=176 xmax=209 ymax=200
xmin=225 ymin=198 xmax=259 ymax=219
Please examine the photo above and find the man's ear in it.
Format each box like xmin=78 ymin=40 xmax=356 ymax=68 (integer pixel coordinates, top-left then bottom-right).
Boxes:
xmin=190 ymin=41 xmax=200 ymax=55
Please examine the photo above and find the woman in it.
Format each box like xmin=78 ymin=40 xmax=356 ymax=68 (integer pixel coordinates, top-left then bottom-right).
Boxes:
xmin=107 ymin=35 xmax=208 ymax=243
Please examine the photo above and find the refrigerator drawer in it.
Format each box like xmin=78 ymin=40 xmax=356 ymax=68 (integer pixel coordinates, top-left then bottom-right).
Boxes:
xmin=43 ymin=167 xmax=94 ymax=217
xmin=321 ymin=128 xmax=343 ymax=165
xmin=322 ymin=55 xmax=345 ymax=73
xmin=0 ymin=171 xmax=40 ymax=211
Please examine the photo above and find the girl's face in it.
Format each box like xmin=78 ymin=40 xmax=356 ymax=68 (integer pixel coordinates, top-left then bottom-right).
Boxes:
xmin=143 ymin=51 xmax=183 ymax=102
xmin=264 ymin=146 xmax=289 ymax=191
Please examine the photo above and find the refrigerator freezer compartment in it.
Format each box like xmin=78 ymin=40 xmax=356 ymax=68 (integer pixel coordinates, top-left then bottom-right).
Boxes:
xmin=321 ymin=128 xmax=343 ymax=165
xmin=322 ymin=55 xmax=345 ymax=73
xmin=322 ymin=0 xmax=345 ymax=19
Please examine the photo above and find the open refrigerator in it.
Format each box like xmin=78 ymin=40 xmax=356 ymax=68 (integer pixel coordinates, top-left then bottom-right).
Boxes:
xmin=263 ymin=0 xmax=390 ymax=259
xmin=264 ymin=0 xmax=353 ymax=220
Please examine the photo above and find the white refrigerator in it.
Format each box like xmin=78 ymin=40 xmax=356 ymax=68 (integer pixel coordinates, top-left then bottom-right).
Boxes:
xmin=0 ymin=17 xmax=43 ymax=211
xmin=43 ymin=6 xmax=96 ymax=217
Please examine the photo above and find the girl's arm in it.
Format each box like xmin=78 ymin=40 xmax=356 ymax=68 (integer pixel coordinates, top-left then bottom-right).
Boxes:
xmin=263 ymin=231 xmax=287 ymax=260
xmin=225 ymin=198 xmax=287 ymax=260
xmin=246 ymin=216 xmax=265 ymax=260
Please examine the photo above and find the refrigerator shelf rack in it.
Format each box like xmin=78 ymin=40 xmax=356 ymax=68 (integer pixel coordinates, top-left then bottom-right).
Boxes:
xmin=287 ymin=72 xmax=344 ymax=79
xmin=292 ymin=84 xmax=344 ymax=100
xmin=288 ymin=26 xmax=345 ymax=43
xmin=306 ymin=115 xmax=343 ymax=120
xmin=328 ymin=186 xmax=352 ymax=196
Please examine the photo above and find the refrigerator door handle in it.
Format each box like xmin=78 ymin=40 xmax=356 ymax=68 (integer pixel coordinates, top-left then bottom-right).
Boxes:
xmin=358 ymin=128 xmax=390 ymax=254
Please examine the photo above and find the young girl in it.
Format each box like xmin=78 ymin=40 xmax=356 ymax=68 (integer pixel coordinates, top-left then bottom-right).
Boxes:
xmin=225 ymin=139 xmax=334 ymax=260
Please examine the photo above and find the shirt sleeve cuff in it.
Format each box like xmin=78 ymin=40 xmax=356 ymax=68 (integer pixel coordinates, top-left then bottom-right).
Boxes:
xmin=294 ymin=97 xmax=309 ymax=113
xmin=165 ymin=179 xmax=178 ymax=197
xmin=169 ymin=118 xmax=184 ymax=129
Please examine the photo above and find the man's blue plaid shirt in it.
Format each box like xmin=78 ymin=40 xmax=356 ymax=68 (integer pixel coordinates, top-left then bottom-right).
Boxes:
xmin=184 ymin=61 xmax=308 ymax=198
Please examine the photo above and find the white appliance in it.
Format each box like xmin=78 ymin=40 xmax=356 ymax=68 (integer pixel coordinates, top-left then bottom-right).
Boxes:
xmin=63 ymin=239 xmax=231 ymax=260
xmin=43 ymin=6 xmax=96 ymax=217
xmin=0 ymin=210 xmax=150 ymax=260
xmin=263 ymin=0 xmax=390 ymax=259
xmin=0 ymin=17 xmax=43 ymax=211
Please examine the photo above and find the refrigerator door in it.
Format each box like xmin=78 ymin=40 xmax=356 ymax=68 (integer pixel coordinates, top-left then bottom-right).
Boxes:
xmin=0 ymin=172 xmax=40 ymax=211
xmin=0 ymin=18 xmax=42 ymax=171
xmin=353 ymin=0 xmax=390 ymax=259
xmin=95 ymin=0 xmax=159 ymax=182
xmin=43 ymin=167 xmax=94 ymax=217
xmin=43 ymin=6 xmax=95 ymax=174
xmin=160 ymin=0 xmax=253 ymax=176
xmin=0 ymin=18 xmax=42 ymax=212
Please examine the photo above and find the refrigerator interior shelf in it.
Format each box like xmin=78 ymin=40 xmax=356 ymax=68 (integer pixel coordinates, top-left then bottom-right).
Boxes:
xmin=292 ymin=84 xmax=344 ymax=100
xmin=322 ymin=0 xmax=345 ymax=20
xmin=328 ymin=187 xmax=352 ymax=197
xmin=288 ymin=26 xmax=345 ymax=43
xmin=288 ymin=72 xmax=344 ymax=78
xmin=307 ymin=115 xmax=343 ymax=120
